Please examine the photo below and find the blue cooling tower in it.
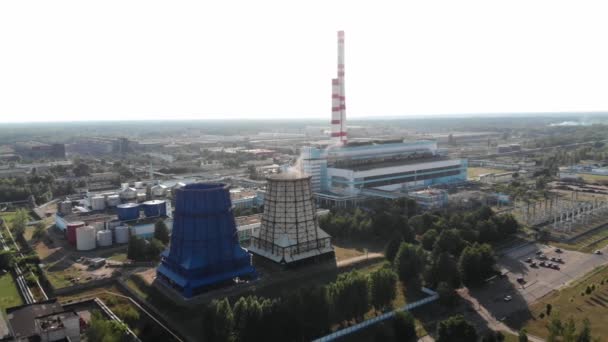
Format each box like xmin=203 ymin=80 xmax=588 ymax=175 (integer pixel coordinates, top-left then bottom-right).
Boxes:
xmin=156 ymin=183 xmax=257 ymax=298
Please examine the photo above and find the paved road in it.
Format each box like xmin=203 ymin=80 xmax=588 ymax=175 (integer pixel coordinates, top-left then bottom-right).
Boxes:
xmin=458 ymin=288 xmax=544 ymax=342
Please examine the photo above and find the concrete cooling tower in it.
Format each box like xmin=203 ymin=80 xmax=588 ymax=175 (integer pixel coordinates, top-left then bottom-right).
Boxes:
xmin=248 ymin=174 xmax=334 ymax=264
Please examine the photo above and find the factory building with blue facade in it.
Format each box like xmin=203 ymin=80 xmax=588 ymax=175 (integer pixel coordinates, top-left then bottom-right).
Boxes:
xmin=156 ymin=183 xmax=257 ymax=298
xmin=300 ymin=140 xmax=467 ymax=204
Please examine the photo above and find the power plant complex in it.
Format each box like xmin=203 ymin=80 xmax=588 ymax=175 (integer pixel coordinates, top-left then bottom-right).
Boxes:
xmin=300 ymin=31 xmax=467 ymax=206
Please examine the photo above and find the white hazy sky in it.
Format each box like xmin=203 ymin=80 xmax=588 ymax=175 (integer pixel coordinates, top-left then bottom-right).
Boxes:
xmin=1 ymin=0 xmax=608 ymax=123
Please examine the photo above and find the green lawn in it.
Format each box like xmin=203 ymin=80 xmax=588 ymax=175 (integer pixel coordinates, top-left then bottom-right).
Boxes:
xmin=0 ymin=273 xmax=23 ymax=312
xmin=580 ymin=173 xmax=608 ymax=184
xmin=468 ymin=167 xmax=505 ymax=179
xmin=107 ymin=252 xmax=128 ymax=262
xmin=523 ymin=265 xmax=608 ymax=339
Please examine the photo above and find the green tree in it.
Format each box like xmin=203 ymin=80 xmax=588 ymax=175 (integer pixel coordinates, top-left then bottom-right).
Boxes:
xmin=0 ymin=250 xmax=15 ymax=269
xmin=427 ymin=252 xmax=461 ymax=288
xmin=154 ymin=220 xmax=170 ymax=244
xmin=368 ymin=268 xmax=397 ymax=312
xmin=394 ymin=243 xmax=426 ymax=282
xmin=11 ymin=209 xmax=29 ymax=236
xmin=458 ymin=243 xmax=495 ymax=287
xmin=202 ymin=298 xmax=234 ymax=342
xmin=547 ymin=316 xmax=563 ymax=342
xmin=436 ymin=315 xmax=477 ymax=342
xmin=576 ymin=318 xmax=592 ymax=342
xmin=437 ymin=282 xmax=458 ymax=307
xmin=518 ymin=328 xmax=528 ymax=342
xmin=86 ymin=311 xmax=129 ymax=342
xmin=421 ymin=229 xmax=438 ymax=251
xmin=393 ymin=311 xmax=417 ymax=342
xmin=384 ymin=236 xmax=402 ymax=263
xmin=32 ymin=222 xmax=46 ymax=240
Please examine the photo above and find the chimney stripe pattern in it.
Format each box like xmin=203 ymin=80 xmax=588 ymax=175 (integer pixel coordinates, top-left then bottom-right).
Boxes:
xmin=331 ymin=31 xmax=347 ymax=145
xmin=248 ymin=174 xmax=334 ymax=264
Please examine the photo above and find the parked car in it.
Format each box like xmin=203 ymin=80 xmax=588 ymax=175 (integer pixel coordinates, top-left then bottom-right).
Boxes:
xmin=555 ymin=248 xmax=562 ymax=253
xmin=525 ymin=258 xmax=532 ymax=263
xmin=517 ymin=277 xmax=525 ymax=284
xmin=503 ymin=295 xmax=513 ymax=302
xmin=595 ymin=250 xmax=603 ymax=255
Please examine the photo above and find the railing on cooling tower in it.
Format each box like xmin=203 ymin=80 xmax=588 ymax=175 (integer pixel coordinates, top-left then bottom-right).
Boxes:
xmin=312 ymin=287 xmax=439 ymax=342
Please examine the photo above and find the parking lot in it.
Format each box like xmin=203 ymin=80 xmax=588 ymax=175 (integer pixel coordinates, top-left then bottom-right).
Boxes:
xmin=470 ymin=242 xmax=608 ymax=321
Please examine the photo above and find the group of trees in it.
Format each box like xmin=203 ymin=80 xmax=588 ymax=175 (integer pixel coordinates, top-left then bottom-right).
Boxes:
xmin=319 ymin=198 xmax=418 ymax=239
xmin=546 ymin=316 xmax=595 ymax=342
xmin=126 ymin=220 xmax=169 ymax=262
xmin=202 ymin=267 xmax=400 ymax=342
xmin=0 ymin=174 xmax=81 ymax=203
xmin=85 ymin=311 xmax=131 ymax=342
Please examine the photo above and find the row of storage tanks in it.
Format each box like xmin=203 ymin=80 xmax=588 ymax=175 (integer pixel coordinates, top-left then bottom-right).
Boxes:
xmin=89 ymin=185 xmax=169 ymax=211
xmin=115 ymin=200 xmax=167 ymax=221
xmin=66 ymin=221 xmax=131 ymax=251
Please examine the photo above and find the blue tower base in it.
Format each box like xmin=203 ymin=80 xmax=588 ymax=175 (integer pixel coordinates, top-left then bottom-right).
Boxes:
xmin=155 ymin=183 xmax=258 ymax=298
xmin=157 ymin=253 xmax=257 ymax=298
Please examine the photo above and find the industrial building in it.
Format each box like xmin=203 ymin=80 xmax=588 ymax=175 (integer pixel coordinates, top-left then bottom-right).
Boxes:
xmin=408 ymin=189 xmax=448 ymax=210
xmin=248 ymin=174 xmax=334 ymax=264
xmin=300 ymin=141 xmax=467 ymax=204
xmin=297 ymin=31 xmax=467 ymax=206
xmin=5 ymin=299 xmax=81 ymax=342
xmin=156 ymin=183 xmax=257 ymax=298
xmin=13 ymin=141 xmax=66 ymax=160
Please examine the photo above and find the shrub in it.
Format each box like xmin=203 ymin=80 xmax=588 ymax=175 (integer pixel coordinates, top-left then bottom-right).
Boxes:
xmin=539 ymin=312 xmax=545 ymax=319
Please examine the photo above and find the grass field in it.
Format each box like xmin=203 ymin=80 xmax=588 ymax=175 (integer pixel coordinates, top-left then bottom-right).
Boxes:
xmin=579 ymin=173 xmax=608 ymax=184
xmin=468 ymin=167 xmax=504 ymax=179
xmin=0 ymin=273 xmax=23 ymax=312
xmin=107 ymin=252 xmax=128 ymax=262
xmin=522 ymin=265 xmax=608 ymax=339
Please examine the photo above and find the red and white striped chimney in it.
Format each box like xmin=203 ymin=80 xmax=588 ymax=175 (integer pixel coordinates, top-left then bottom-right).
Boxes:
xmin=331 ymin=30 xmax=347 ymax=145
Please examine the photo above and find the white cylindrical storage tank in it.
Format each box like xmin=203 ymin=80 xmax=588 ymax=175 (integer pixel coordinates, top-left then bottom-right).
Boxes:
xmin=91 ymin=196 xmax=106 ymax=211
xmin=92 ymin=222 xmax=105 ymax=233
xmin=106 ymin=194 xmax=120 ymax=207
xmin=76 ymin=226 xmax=96 ymax=251
xmin=136 ymin=193 xmax=147 ymax=202
xmin=96 ymin=230 xmax=113 ymax=247
xmin=134 ymin=181 xmax=144 ymax=189
xmin=114 ymin=226 xmax=130 ymax=244
xmin=120 ymin=187 xmax=137 ymax=200
xmin=107 ymin=219 xmax=122 ymax=229
xmin=151 ymin=185 xmax=167 ymax=197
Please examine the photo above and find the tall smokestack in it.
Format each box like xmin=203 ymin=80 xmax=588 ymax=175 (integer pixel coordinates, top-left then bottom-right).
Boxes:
xmin=331 ymin=30 xmax=347 ymax=145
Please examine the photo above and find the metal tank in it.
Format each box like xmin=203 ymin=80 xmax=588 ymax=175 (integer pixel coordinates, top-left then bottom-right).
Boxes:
xmin=151 ymin=184 xmax=167 ymax=197
xmin=117 ymin=203 xmax=140 ymax=221
xmin=134 ymin=181 xmax=144 ymax=189
xmin=142 ymin=200 xmax=167 ymax=217
xmin=106 ymin=194 xmax=120 ymax=207
xmin=114 ymin=226 xmax=130 ymax=244
xmin=76 ymin=226 xmax=96 ymax=251
xmin=96 ymin=230 xmax=112 ymax=247
xmin=66 ymin=221 xmax=85 ymax=246
xmin=120 ymin=187 xmax=137 ymax=200
xmin=91 ymin=196 xmax=106 ymax=211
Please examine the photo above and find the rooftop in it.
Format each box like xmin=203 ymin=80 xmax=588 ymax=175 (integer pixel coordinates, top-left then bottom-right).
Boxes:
xmin=331 ymin=155 xmax=452 ymax=171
